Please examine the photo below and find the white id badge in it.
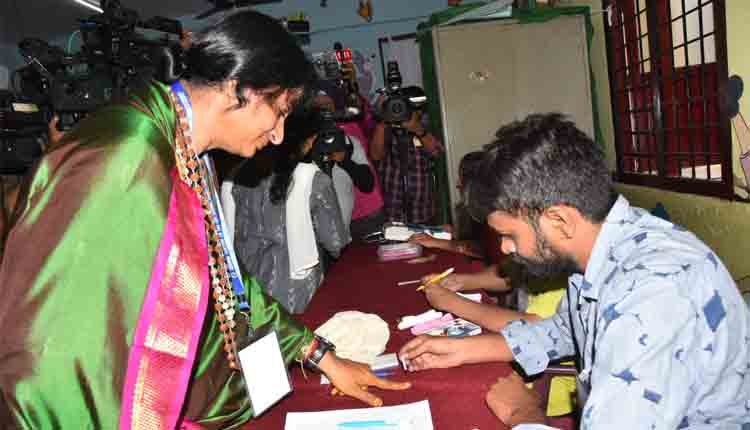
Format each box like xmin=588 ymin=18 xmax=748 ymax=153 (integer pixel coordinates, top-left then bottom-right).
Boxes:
xmin=238 ymin=330 xmax=292 ymax=416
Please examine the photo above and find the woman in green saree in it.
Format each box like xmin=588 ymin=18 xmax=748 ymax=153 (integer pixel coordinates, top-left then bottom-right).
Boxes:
xmin=0 ymin=10 xmax=409 ymax=429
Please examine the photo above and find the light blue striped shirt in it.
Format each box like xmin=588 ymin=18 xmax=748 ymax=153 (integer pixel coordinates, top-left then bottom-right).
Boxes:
xmin=503 ymin=195 xmax=750 ymax=429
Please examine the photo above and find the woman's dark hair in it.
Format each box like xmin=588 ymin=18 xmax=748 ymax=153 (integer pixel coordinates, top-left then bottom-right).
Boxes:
xmin=466 ymin=113 xmax=616 ymax=224
xmin=269 ymin=107 xmax=325 ymax=203
xmin=184 ymin=10 xmax=316 ymax=107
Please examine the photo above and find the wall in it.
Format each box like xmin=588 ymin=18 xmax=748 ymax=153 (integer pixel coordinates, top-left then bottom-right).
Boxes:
xmin=561 ymin=0 xmax=750 ymax=288
xmin=0 ymin=10 xmax=22 ymax=74
xmin=181 ymin=0 xmax=448 ymax=97
xmin=0 ymin=44 xmax=22 ymax=71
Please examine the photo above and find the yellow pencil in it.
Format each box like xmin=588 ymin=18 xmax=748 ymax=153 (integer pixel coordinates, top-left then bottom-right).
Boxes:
xmin=416 ymin=267 xmax=455 ymax=292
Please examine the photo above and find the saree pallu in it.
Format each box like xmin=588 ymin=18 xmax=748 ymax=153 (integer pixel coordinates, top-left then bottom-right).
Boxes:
xmin=0 ymin=82 xmax=312 ymax=429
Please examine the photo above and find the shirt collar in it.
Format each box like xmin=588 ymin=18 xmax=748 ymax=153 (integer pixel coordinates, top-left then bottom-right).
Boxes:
xmin=569 ymin=194 xmax=631 ymax=300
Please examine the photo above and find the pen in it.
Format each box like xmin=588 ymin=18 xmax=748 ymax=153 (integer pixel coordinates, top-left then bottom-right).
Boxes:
xmin=397 ymin=279 xmax=421 ymax=286
xmin=415 ymin=267 xmax=454 ymax=292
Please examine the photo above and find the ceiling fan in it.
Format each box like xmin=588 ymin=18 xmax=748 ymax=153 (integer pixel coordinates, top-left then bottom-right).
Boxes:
xmin=195 ymin=0 xmax=283 ymax=19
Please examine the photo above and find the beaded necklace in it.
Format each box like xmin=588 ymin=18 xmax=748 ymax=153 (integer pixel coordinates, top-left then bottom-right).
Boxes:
xmin=170 ymin=89 xmax=240 ymax=370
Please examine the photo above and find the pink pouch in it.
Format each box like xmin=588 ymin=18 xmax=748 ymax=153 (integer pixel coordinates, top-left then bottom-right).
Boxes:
xmin=411 ymin=313 xmax=454 ymax=335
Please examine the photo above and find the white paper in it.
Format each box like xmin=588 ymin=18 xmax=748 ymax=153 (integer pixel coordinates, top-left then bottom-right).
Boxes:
xmin=285 ymin=400 xmax=433 ymax=430
xmin=457 ymin=293 xmax=482 ymax=303
xmin=238 ymin=331 xmax=292 ymax=416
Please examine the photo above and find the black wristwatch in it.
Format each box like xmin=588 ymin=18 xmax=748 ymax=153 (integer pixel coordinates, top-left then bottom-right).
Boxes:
xmin=307 ymin=335 xmax=336 ymax=370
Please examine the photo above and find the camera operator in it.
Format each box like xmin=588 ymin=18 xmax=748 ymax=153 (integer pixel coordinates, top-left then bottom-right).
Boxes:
xmin=370 ymin=85 xmax=443 ymax=224
xmin=312 ymin=87 xmax=379 ymax=236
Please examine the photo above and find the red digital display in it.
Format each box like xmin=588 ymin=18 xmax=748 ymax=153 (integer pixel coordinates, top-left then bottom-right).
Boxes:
xmin=335 ymin=48 xmax=353 ymax=64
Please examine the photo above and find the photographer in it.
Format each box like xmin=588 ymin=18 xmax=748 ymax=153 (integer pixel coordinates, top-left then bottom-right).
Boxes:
xmin=312 ymin=88 xmax=377 ymax=235
xmin=370 ymin=85 xmax=443 ymax=224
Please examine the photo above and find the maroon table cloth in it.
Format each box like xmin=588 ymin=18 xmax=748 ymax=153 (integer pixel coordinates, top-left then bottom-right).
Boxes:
xmin=248 ymin=244 xmax=512 ymax=430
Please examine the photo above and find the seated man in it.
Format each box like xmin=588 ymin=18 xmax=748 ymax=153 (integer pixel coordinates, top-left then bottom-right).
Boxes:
xmin=423 ymin=266 xmax=576 ymax=418
xmin=400 ymin=113 xmax=750 ymax=429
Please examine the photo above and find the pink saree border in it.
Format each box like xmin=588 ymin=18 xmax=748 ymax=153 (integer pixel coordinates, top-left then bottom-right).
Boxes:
xmin=119 ymin=171 xmax=209 ymax=429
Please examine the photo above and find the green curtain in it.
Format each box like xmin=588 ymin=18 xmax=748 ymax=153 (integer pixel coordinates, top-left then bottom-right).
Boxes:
xmin=417 ymin=5 xmax=604 ymax=225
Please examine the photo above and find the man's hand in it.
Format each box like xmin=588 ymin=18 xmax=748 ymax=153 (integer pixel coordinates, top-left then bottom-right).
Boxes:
xmin=398 ymin=336 xmax=466 ymax=371
xmin=425 ymin=273 xmax=465 ymax=292
xmin=423 ymin=283 xmax=461 ymax=312
xmin=409 ymin=233 xmax=442 ymax=249
xmin=486 ymin=372 xmax=547 ymax=427
xmin=318 ymin=352 xmax=411 ymax=406
xmin=402 ymin=114 xmax=424 ymax=136
xmin=180 ymin=30 xmax=194 ymax=49
xmin=47 ymin=116 xmax=66 ymax=148
xmin=329 ymin=151 xmax=346 ymax=162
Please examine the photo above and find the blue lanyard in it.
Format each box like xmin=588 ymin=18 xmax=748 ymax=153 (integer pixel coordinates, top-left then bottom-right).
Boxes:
xmin=171 ymin=81 xmax=249 ymax=311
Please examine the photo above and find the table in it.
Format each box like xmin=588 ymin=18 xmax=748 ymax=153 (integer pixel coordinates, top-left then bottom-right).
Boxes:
xmin=251 ymin=244 xmax=513 ymax=430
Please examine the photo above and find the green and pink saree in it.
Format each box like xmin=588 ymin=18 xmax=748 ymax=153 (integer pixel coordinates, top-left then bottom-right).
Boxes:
xmin=0 ymin=82 xmax=312 ymax=429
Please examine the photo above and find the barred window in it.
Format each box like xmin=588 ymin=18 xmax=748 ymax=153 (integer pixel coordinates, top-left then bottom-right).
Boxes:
xmin=605 ymin=0 xmax=732 ymax=197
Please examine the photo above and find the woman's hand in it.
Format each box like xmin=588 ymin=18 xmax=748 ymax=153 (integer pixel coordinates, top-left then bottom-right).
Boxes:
xmin=317 ymin=352 xmax=411 ymax=406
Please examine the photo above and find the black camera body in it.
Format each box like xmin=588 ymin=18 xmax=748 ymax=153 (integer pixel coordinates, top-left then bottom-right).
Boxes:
xmin=0 ymin=91 xmax=47 ymax=174
xmin=15 ymin=0 xmax=183 ymax=131
xmin=379 ymin=61 xmax=412 ymax=125
xmin=377 ymin=61 xmax=427 ymax=125
xmin=310 ymin=110 xmax=350 ymax=175
xmin=311 ymin=43 xmax=362 ymax=123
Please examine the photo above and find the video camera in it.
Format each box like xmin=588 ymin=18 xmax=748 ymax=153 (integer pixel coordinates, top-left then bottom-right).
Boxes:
xmin=0 ymin=91 xmax=46 ymax=174
xmin=310 ymin=42 xmax=362 ymax=122
xmin=15 ymin=0 xmax=183 ymax=131
xmin=377 ymin=61 xmax=427 ymax=125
